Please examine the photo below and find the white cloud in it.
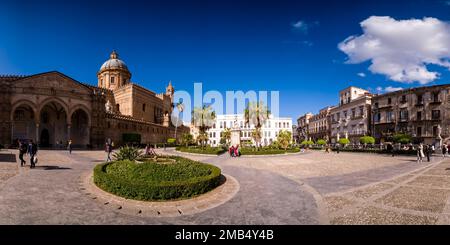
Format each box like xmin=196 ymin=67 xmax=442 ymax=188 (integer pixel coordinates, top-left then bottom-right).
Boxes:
xmin=291 ymin=20 xmax=319 ymax=34
xmin=339 ymin=16 xmax=450 ymax=84
xmin=384 ymin=86 xmax=403 ymax=92
xmin=374 ymin=86 xmax=404 ymax=94
xmin=357 ymin=72 xmax=366 ymax=77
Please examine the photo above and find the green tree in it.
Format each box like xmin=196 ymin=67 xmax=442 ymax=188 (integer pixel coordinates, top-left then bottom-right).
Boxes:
xmin=277 ymin=130 xmax=292 ymax=151
xmin=181 ymin=133 xmax=193 ymax=147
xmin=360 ymin=136 xmax=375 ymax=145
xmin=393 ymin=133 xmax=411 ymax=144
xmin=244 ymin=101 xmax=270 ymax=148
xmin=192 ymin=105 xmax=216 ymax=149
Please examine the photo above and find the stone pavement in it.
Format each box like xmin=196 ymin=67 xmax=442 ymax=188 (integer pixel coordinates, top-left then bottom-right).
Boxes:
xmin=0 ymin=148 xmax=448 ymax=224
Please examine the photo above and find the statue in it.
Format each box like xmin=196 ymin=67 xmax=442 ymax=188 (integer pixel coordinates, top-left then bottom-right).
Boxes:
xmin=105 ymin=100 xmax=112 ymax=112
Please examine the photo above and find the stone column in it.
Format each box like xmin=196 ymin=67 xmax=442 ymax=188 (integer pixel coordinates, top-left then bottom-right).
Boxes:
xmin=10 ymin=121 xmax=14 ymax=144
xmin=67 ymin=124 xmax=71 ymax=142
xmin=35 ymin=123 xmax=39 ymax=143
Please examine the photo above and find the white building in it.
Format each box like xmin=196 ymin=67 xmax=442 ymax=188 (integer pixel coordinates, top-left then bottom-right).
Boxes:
xmin=196 ymin=114 xmax=292 ymax=147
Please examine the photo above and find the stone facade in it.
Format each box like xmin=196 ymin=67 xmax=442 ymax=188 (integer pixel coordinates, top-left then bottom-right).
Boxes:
xmin=296 ymin=113 xmax=313 ymax=142
xmin=330 ymin=87 xmax=372 ymax=144
xmin=308 ymin=106 xmax=334 ymax=142
xmin=371 ymin=84 xmax=450 ymax=145
xmin=0 ymin=51 xmax=188 ymax=148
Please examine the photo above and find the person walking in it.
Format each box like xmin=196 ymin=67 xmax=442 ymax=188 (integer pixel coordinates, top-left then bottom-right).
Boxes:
xmin=68 ymin=139 xmax=73 ymax=154
xmin=425 ymin=144 xmax=432 ymax=162
xmin=335 ymin=143 xmax=340 ymax=154
xmin=145 ymin=144 xmax=150 ymax=155
xmin=417 ymin=143 xmax=424 ymax=163
xmin=18 ymin=140 xmax=27 ymax=166
xmin=442 ymin=144 xmax=448 ymax=158
xmin=105 ymin=142 xmax=112 ymax=162
xmin=28 ymin=139 xmax=38 ymax=169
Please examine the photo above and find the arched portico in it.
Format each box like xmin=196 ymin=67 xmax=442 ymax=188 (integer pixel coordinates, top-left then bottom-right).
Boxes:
xmin=11 ymin=100 xmax=38 ymax=143
xmin=38 ymin=101 xmax=68 ymax=147
xmin=70 ymin=107 xmax=91 ymax=147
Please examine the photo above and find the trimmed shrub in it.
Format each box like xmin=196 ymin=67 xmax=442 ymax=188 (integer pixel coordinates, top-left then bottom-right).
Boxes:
xmin=240 ymin=147 xmax=300 ymax=155
xmin=176 ymin=146 xmax=227 ymax=155
xmin=316 ymin=139 xmax=327 ymax=146
xmin=360 ymin=136 xmax=375 ymax=145
xmin=93 ymin=156 xmax=221 ymax=201
xmin=338 ymin=138 xmax=350 ymax=145
xmin=301 ymin=140 xmax=314 ymax=146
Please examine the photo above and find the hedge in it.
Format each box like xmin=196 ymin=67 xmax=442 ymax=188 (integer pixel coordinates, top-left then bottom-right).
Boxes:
xmin=240 ymin=147 xmax=300 ymax=155
xmin=176 ymin=146 xmax=227 ymax=155
xmin=93 ymin=156 xmax=222 ymax=201
xmin=330 ymin=148 xmax=416 ymax=155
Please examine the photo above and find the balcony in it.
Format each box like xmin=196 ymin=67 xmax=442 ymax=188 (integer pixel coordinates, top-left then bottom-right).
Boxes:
xmin=415 ymin=101 xmax=424 ymax=107
xmin=430 ymin=100 xmax=442 ymax=105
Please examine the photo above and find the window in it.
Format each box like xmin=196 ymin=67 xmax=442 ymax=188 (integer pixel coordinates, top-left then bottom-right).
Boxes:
xmin=359 ymin=106 xmax=364 ymax=117
xmin=399 ymin=109 xmax=408 ymax=121
xmin=116 ymin=104 xmax=120 ymax=112
xmin=433 ymin=92 xmax=440 ymax=102
xmin=416 ymin=94 xmax=423 ymax=105
xmin=387 ymin=98 xmax=391 ymax=104
xmin=344 ymin=111 xmax=347 ymax=119
xmin=100 ymin=79 xmax=104 ymax=87
xmin=110 ymin=77 xmax=115 ymax=84
xmin=433 ymin=126 xmax=438 ymax=136
xmin=374 ymin=113 xmax=381 ymax=123
xmin=351 ymin=108 xmax=356 ymax=119
xmin=416 ymin=111 xmax=422 ymax=121
xmin=401 ymin=95 xmax=406 ymax=103
xmin=374 ymin=102 xmax=379 ymax=109
xmin=432 ymin=110 xmax=440 ymax=120
xmin=417 ymin=127 xmax=422 ymax=137
xmin=142 ymin=103 xmax=146 ymax=112
xmin=386 ymin=111 xmax=393 ymax=123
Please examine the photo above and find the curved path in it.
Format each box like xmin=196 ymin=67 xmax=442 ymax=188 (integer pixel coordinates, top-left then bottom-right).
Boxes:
xmin=0 ymin=148 xmax=448 ymax=224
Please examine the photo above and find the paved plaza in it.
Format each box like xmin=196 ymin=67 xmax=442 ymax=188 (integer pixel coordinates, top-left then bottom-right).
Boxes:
xmin=0 ymin=148 xmax=449 ymax=224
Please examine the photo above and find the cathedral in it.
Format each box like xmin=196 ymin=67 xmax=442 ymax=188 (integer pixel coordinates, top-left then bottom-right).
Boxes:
xmin=0 ymin=51 xmax=189 ymax=148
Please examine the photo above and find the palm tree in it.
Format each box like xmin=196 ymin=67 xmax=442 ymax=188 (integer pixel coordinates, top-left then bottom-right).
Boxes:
xmin=221 ymin=128 xmax=231 ymax=146
xmin=192 ymin=105 xmax=216 ymax=149
xmin=244 ymin=101 xmax=270 ymax=148
xmin=181 ymin=133 xmax=193 ymax=147
xmin=251 ymin=128 xmax=262 ymax=148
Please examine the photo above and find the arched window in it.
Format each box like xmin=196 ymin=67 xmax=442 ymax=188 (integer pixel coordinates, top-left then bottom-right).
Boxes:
xmin=116 ymin=104 xmax=120 ymax=112
xmin=142 ymin=103 xmax=146 ymax=112
xmin=110 ymin=77 xmax=115 ymax=84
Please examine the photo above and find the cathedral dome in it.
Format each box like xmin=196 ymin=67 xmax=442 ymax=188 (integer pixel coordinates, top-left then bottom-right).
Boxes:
xmin=99 ymin=51 xmax=129 ymax=72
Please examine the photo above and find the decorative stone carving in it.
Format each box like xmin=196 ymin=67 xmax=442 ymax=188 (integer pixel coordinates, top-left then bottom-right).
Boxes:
xmin=105 ymin=100 xmax=112 ymax=112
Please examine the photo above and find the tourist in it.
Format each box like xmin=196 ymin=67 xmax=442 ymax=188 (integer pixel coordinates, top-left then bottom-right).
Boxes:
xmin=18 ymin=139 xmax=27 ymax=167
xmin=145 ymin=144 xmax=150 ymax=155
xmin=387 ymin=143 xmax=394 ymax=157
xmin=442 ymin=144 xmax=448 ymax=158
xmin=335 ymin=143 xmax=340 ymax=154
xmin=425 ymin=144 xmax=432 ymax=162
xmin=417 ymin=143 xmax=424 ymax=163
xmin=229 ymin=145 xmax=235 ymax=157
xmin=105 ymin=142 xmax=112 ymax=162
xmin=28 ymin=139 xmax=38 ymax=169
xmin=325 ymin=144 xmax=330 ymax=153
xmin=234 ymin=144 xmax=240 ymax=157
xmin=149 ymin=145 xmax=156 ymax=156
xmin=68 ymin=139 xmax=73 ymax=154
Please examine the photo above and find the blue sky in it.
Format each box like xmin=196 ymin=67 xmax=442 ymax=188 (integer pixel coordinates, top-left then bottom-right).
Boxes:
xmin=1 ymin=0 xmax=449 ymax=123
